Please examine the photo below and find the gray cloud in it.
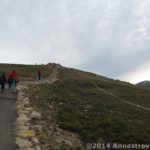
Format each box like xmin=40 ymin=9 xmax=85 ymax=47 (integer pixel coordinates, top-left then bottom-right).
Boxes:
xmin=0 ymin=0 xmax=150 ymax=82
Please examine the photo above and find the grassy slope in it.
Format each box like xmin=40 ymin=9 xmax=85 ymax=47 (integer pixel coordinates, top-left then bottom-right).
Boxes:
xmin=27 ymin=67 xmax=150 ymax=149
xmin=0 ymin=63 xmax=52 ymax=80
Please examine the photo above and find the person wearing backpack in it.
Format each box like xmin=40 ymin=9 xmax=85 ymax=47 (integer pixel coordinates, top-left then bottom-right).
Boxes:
xmin=8 ymin=73 xmax=13 ymax=89
xmin=10 ymin=69 xmax=18 ymax=93
xmin=1 ymin=73 xmax=7 ymax=93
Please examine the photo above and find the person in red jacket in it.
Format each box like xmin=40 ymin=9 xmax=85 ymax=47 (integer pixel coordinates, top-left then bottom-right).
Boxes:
xmin=10 ymin=69 xmax=18 ymax=93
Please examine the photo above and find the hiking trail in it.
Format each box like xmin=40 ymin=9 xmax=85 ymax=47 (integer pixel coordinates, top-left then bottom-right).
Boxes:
xmin=0 ymin=90 xmax=17 ymax=150
xmin=94 ymin=83 xmax=150 ymax=112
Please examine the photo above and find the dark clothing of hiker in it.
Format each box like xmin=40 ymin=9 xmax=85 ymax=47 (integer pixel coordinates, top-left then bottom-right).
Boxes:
xmin=1 ymin=73 xmax=7 ymax=93
xmin=8 ymin=74 xmax=13 ymax=89
xmin=38 ymin=70 xmax=41 ymax=80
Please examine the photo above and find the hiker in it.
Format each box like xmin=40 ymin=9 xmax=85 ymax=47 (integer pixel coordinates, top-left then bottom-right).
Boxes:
xmin=8 ymin=74 xmax=13 ymax=89
xmin=38 ymin=69 xmax=41 ymax=80
xmin=1 ymin=73 xmax=7 ymax=93
xmin=10 ymin=69 xmax=18 ymax=93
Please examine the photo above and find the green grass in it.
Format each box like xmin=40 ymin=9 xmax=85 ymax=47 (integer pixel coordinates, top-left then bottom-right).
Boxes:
xmin=27 ymin=67 xmax=150 ymax=149
xmin=0 ymin=63 xmax=52 ymax=80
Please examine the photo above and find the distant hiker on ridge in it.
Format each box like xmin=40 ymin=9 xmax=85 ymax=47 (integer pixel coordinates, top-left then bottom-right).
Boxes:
xmin=0 ymin=73 xmax=7 ymax=93
xmin=10 ymin=69 xmax=18 ymax=93
xmin=38 ymin=69 xmax=41 ymax=80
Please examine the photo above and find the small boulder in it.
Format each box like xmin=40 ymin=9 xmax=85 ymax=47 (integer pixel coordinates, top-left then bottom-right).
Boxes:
xmin=30 ymin=111 xmax=41 ymax=120
xmin=16 ymin=137 xmax=32 ymax=148
xmin=35 ymin=146 xmax=41 ymax=150
xmin=30 ymin=125 xmax=42 ymax=131
xmin=23 ymin=97 xmax=30 ymax=107
xmin=17 ymin=117 xmax=29 ymax=125
xmin=17 ymin=130 xmax=36 ymax=139
xmin=32 ymin=137 xmax=40 ymax=145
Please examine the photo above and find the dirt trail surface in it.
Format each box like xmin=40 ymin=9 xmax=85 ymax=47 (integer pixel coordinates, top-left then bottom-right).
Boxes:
xmin=94 ymin=83 xmax=150 ymax=112
xmin=19 ymin=68 xmax=58 ymax=86
xmin=0 ymin=90 xmax=17 ymax=150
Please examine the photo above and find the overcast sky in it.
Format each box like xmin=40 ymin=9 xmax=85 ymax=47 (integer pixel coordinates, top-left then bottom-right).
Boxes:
xmin=0 ymin=0 xmax=150 ymax=83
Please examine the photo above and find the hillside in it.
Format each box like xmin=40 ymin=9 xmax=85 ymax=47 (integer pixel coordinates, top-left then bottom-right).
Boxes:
xmin=22 ymin=64 xmax=150 ymax=149
xmin=1 ymin=63 xmax=150 ymax=149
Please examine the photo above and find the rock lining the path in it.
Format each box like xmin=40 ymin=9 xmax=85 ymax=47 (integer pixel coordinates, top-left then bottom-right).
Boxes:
xmin=16 ymin=85 xmax=42 ymax=150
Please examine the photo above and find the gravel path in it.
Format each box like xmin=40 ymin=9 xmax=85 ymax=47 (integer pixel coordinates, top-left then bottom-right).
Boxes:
xmin=0 ymin=90 xmax=17 ymax=150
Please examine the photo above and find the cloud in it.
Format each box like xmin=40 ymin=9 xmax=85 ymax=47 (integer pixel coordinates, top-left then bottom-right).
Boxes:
xmin=0 ymin=0 xmax=150 ymax=82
